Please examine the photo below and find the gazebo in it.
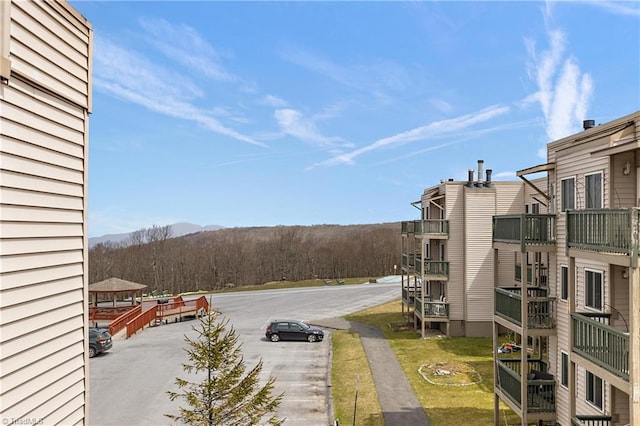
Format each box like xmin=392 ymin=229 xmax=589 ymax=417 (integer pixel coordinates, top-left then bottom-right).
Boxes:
xmin=88 ymin=278 xmax=148 ymax=326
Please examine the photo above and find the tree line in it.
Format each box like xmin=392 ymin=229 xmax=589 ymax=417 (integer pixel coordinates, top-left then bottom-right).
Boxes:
xmin=89 ymin=223 xmax=401 ymax=294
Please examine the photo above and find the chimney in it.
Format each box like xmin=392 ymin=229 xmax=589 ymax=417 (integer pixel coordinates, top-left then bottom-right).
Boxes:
xmin=466 ymin=169 xmax=474 ymax=187
xmin=485 ymin=169 xmax=493 ymax=187
xmin=476 ymin=160 xmax=484 ymax=187
xmin=583 ymin=119 xmax=595 ymax=130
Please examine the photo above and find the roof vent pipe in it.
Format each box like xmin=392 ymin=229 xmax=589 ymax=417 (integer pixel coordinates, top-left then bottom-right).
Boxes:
xmin=466 ymin=169 xmax=474 ymax=187
xmin=485 ymin=169 xmax=493 ymax=187
xmin=476 ymin=160 xmax=484 ymax=187
xmin=583 ymin=119 xmax=595 ymax=130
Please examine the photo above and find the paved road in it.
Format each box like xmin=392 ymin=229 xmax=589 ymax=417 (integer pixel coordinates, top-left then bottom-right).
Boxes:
xmin=89 ymin=278 xmax=401 ymax=425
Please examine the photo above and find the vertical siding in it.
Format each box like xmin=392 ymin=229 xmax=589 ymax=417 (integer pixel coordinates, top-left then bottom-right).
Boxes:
xmin=445 ymin=183 xmax=465 ymax=320
xmin=0 ymin=0 xmax=91 ymax=424
xmin=463 ymin=188 xmax=496 ymax=322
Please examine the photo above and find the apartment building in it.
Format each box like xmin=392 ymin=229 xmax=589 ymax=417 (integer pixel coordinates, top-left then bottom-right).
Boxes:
xmin=492 ymin=110 xmax=640 ymax=425
xmin=401 ymin=161 xmax=539 ymax=338
xmin=1 ymin=1 xmax=92 ymax=424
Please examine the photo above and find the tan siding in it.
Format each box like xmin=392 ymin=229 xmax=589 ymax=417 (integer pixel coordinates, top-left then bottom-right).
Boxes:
xmin=495 ymin=182 xmax=524 ymax=214
xmin=0 ymin=187 xmax=84 ymax=210
xmin=0 ymin=0 xmax=91 ymax=423
xmin=463 ymin=189 xmax=495 ymax=322
xmin=10 ymin=1 xmax=90 ymax=107
xmin=445 ymin=183 xmax=465 ymax=320
xmin=610 ymin=152 xmax=636 ymax=207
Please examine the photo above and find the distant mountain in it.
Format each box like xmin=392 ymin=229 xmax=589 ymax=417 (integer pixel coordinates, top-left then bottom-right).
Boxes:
xmin=88 ymin=222 xmax=224 ymax=248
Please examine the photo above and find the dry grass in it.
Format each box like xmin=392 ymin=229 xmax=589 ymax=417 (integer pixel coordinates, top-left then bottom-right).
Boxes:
xmin=330 ymin=330 xmax=384 ymax=426
xmin=339 ymin=299 xmax=520 ymax=426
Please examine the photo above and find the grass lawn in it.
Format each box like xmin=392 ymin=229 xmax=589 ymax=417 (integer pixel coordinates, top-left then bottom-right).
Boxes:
xmin=334 ymin=299 xmax=520 ymax=426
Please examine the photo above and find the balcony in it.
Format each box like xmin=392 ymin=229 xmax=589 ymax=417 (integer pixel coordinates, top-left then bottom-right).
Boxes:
xmin=571 ymin=416 xmax=612 ymax=426
xmin=495 ymin=287 xmax=556 ymax=330
xmin=414 ymin=258 xmax=449 ymax=281
xmin=402 ymin=287 xmax=419 ymax=305
xmin=493 ymin=214 xmax=556 ymax=251
xmin=515 ymin=264 xmax=548 ymax=286
xmin=401 ymin=220 xmax=421 ymax=235
xmin=567 ymin=209 xmax=638 ymax=262
xmin=572 ymin=312 xmax=629 ymax=381
xmin=414 ymin=298 xmax=449 ymax=320
xmin=416 ymin=219 xmax=449 ymax=239
xmin=401 ymin=253 xmax=416 ymax=270
xmin=496 ymin=359 xmax=556 ymax=414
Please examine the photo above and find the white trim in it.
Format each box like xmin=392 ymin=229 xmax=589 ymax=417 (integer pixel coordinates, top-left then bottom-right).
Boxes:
xmin=560 ymin=350 xmax=569 ymax=389
xmin=584 ymin=171 xmax=604 ymax=209
xmin=583 ymin=268 xmax=604 ymax=311
xmin=560 ymin=176 xmax=576 ymax=212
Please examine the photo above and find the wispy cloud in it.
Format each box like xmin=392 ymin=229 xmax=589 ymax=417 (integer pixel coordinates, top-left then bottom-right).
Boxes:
xmin=280 ymin=46 xmax=408 ymax=101
xmin=274 ymin=108 xmax=353 ymax=150
xmin=585 ymin=0 xmax=640 ymax=17
xmin=259 ymin=95 xmax=288 ymax=108
xmin=92 ymin=36 xmax=264 ymax=146
xmin=139 ymin=17 xmax=236 ymax=81
xmin=310 ymin=105 xmax=510 ymax=169
xmin=525 ymin=20 xmax=594 ymax=140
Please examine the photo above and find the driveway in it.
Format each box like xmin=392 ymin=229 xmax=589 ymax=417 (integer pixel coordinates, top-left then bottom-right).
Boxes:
xmin=89 ymin=278 xmax=400 ymax=425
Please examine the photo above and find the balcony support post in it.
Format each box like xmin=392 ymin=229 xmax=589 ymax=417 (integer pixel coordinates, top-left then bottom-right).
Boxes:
xmin=569 ymin=256 xmax=577 ymax=419
xmin=630 ymin=265 xmax=640 ymax=425
xmin=520 ymin=246 xmax=529 ymax=424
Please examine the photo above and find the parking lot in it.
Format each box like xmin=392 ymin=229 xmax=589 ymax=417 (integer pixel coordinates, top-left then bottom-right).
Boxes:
xmin=89 ymin=278 xmax=400 ymax=425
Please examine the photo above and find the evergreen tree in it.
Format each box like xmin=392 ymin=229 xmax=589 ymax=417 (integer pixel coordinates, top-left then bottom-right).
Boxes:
xmin=166 ymin=311 xmax=284 ymax=425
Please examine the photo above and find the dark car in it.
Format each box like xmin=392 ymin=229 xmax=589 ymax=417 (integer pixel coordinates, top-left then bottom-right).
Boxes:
xmin=89 ymin=327 xmax=113 ymax=358
xmin=265 ymin=320 xmax=324 ymax=343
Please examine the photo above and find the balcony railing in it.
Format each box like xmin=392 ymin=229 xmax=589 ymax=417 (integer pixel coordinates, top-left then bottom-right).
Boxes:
xmin=493 ymin=214 xmax=556 ymax=249
xmin=515 ymin=264 xmax=548 ymax=286
xmin=571 ymin=416 xmax=612 ymax=426
xmin=415 ymin=258 xmax=449 ymax=279
xmin=414 ymin=298 xmax=449 ymax=319
xmin=567 ymin=209 xmax=638 ymax=257
xmin=402 ymin=220 xmax=422 ymax=234
xmin=418 ymin=219 xmax=449 ymax=237
xmin=496 ymin=359 xmax=556 ymax=413
xmin=495 ymin=287 xmax=556 ymax=329
xmin=572 ymin=312 xmax=629 ymax=381
xmin=402 ymin=287 xmax=419 ymax=304
xmin=401 ymin=253 xmax=416 ymax=269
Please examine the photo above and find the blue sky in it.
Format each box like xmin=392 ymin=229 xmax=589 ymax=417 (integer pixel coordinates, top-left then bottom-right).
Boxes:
xmin=70 ymin=1 xmax=640 ymax=238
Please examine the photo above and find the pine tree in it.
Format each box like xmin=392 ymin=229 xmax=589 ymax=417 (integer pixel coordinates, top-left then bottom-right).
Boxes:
xmin=166 ymin=311 xmax=284 ymax=425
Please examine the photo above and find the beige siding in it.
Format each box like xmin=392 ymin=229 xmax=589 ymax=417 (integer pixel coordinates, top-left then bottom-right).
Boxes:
xmin=463 ymin=189 xmax=496 ymax=322
xmin=445 ymin=183 xmax=465 ymax=320
xmin=0 ymin=0 xmax=91 ymax=423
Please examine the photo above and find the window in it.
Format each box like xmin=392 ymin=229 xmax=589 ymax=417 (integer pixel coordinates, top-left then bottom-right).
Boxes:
xmin=561 ymin=352 xmax=569 ymax=387
xmin=585 ymin=269 xmax=603 ymax=309
xmin=561 ymin=177 xmax=575 ymax=212
xmin=531 ymin=203 xmax=540 ymax=214
xmin=586 ymin=371 xmax=603 ymax=409
xmin=561 ymin=265 xmax=569 ymax=300
xmin=585 ymin=172 xmax=603 ymax=209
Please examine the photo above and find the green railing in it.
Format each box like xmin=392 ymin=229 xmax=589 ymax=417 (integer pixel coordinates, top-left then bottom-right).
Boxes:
xmin=572 ymin=312 xmax=629 ymax=381
xmin=566 ymin=209 xmax=638 ymax=256
xmin=401 ymin=220 xmax=415 ymax=234
xmin=424 ymin=260 xmax=449 ymax=278
xmin=495 ymin=287 xmax=555 ymax=329
xmin=571 ymin=415 xmax=612 ymax=426
xmin=515 ymin=264 xmax=548 ymax=285
xmin=496 ymin=359 xmax=556 ymax=413
xmin=414 ymin=300 xmax=449 ymax=318
xmin=401 ymin=253 xmax=415 ymax=269
xmin=493 ymin=214 xmax=556 ymax=248
xmin=419 ymin=219 xmax=449 ymax=236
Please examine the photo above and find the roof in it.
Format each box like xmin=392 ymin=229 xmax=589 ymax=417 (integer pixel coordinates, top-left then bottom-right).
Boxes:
xmin=89 ymin=277 xmax=148 ymax=293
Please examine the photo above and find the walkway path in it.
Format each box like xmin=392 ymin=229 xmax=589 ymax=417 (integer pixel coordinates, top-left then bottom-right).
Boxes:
xmin=315 ymin=318 xmax=430 ymax=426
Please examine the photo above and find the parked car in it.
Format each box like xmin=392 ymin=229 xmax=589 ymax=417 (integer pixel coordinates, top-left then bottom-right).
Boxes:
xmin=265 ymin=320 xmax=324 ymax=343
xmin=89 ymin=327 xmax=113 ymax=358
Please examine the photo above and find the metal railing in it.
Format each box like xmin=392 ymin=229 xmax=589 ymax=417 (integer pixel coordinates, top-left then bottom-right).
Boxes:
xmin=566 ymin=209 xmax=637 ymax=255
xmin=496 ymin=359 xmax=556 ymax=413
xmin=572 ymin=312 xmax=629 ymax=381
xmin=495 ymin=287 xmax=556 ymax=329
xmin=571 ymin=415 xmax=612 ymax=426
xmin=493 ymin=214 xmax=556 ymax=248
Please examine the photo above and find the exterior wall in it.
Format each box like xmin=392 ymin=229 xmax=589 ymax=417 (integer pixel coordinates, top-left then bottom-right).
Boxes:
xmin=444 ymin=183 xmax=465 ymax=324
xmin=0 ymin=1 xmax=91 ymax=424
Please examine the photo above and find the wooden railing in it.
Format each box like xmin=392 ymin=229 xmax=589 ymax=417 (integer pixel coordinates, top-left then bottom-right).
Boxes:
xmin=401 ymin=220 xmax=419 ymax=234
xmin=572 ymin=312 xmax=629 ymax=381
xmin=571 ymin=415 xmax=612 ymax=425
xmin=419 ymin=219 xmax=449 ymax=236
xmin=89 ymin=305 xmax=138 ymax=321
xmin=567 ymin=209 xmax=638 ymax=257
xmin=495 ymin=287 xmax=555 ymax=329
xmin=415 ymin=259 xmax=449 ymax=278
xmin=493 ymin=214 xmax=556 ymax=249
xmin=109 ymin=305 xmax=142 ymax=336
xmin=401 ymin=253 xmax=415 ymax=269
xmin=515 ymin=264 xmax=548 ymax=286
xmin=126 ymin=305 xmax=158 ymax=338
xmin=496 ymin=359 xmax=556 ymax=413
